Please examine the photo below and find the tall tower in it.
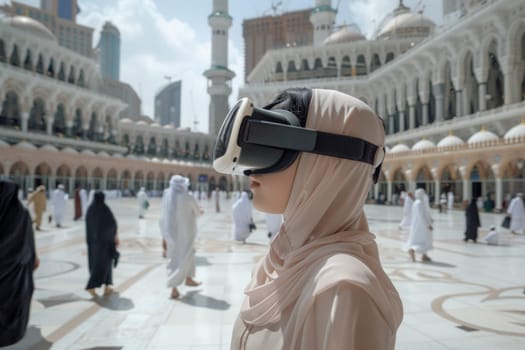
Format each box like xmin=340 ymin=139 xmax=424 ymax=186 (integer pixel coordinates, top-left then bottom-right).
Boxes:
xmin=204 ymin=0 xmax=235 ymax=135
xmin=310 ymin=0 xmax=337 ymax=46
xmin=41 ymin=0 xmax=79 ymax=21
xmin=98 ymin=21 xmax=121 ymax=81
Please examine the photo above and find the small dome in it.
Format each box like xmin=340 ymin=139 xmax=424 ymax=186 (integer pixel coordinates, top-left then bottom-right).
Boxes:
xmin=4 ymin=16 xmax=57 ymax=42
xmin=62 ymin=147 xmax=78 ymax=154
xmin=136 ymin=120 xmax=148 ymax=125
xmin=97 ymin=151 xmax=110 ymax=157
xmin=81 ymin=149 xmax=95 ymax=156
xmin=375 ymin=3 xmax=435 ymax=40
xmin=119 ymin=118 xmax=132 ymax=123
xmin=41 ymin=144 xmax=59 ymax=152
xmin=0 ymin=139 xmax=9 ymax=148
xmin=14 ymin=141 xmax=37 ymax=150
xmin=412 ymin=139 xmax=435 ymax=150
xmin=150 ymin=122 xmax=161 ymax=128
xmin=389 ymin=143 xmax=410 ymax=153
xmin=112 ymin=153 xmax=124 ymax=158
xmin=504 ymin=122 xmax=525 ymax=140
xmin=323 ymin=24 xmax=366 ymax=45
xmin=437 ymin=134 xmax=464 ymax=147
xmin=126 ymin=154 xmax=137 ymax=160
xmin=467 ymin=129 xmax=499 ymax=144
xmin=151 ymin=157 xmax=161 ymax=163
xmin=163 ymin=124 xmax=174 ymax=129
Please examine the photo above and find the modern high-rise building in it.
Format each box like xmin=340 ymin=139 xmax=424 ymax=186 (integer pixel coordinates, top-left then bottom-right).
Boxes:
xmin=242 ymin=8 xmax=313 ymax=82
xmin=99 ymin=79 xmax=141 ymax=121
xmin=40 ymin=0 xmax=79 ymax=21
xmin=0 ymin=1 xmax=93 ymax=57
xmin=97 ymin=21 xmax=120 ymax=81
xmin=154 ymin=80 xmax=182 ymax=127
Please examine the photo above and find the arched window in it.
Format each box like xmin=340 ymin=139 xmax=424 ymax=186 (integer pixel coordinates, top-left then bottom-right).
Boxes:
xmin=10 ymin=45 xmax=20 ymax=66
xmin=0 ymin=91 xmax=21 ymax=129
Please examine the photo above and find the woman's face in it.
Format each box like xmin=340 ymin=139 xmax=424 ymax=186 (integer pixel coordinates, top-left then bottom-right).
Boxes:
xmin=248 ymin=159 xmax=299 ymax=214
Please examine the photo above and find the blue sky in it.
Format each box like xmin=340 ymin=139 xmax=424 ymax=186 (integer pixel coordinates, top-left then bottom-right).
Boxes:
xmin=13 ymin=0 xmax=443 ymax=132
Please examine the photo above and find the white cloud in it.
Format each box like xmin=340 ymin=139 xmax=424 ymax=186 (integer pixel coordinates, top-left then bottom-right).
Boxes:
xmin=77 ymin=0 xmax=243 ymax=133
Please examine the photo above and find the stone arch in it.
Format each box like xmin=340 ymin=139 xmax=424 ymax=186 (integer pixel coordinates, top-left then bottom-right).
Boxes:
xmin=56 ymin=164 xmax=71 ymax=193
xmin=92 ymin=167 xmax=104 ymax=190
xmin=385 ymin=52 xmax=395 ymax=63
xmin=468 ymin=159 xmax=495 ymax=199
xmin=501 ymin=158 xmax=525 ymax=203
xmin=157 ymin=172 xmax=166 ymax=191
xmin=356 ymin=54 xmax=367 ymax=76
xmin=0 ymin=90 xmax=21 ymax=129
xmin=443 ymin=60 xmax=456 ymax=120
xmin=34 ymin=162 xmax=52 ymax=189
xmin=107 ymin=168 xmax=118 ymax=190
xmin=35 ymin=53 xmax=44 ymax=74
xmin=370 ymin=53 xmax=381 ymax=73
xmin=28 ymin=98 xmax=47 ymax=132
xmin=10 ymin=44 xmax=20 ymax=66
xmin=483 ymin=37 xmax=504 ymax=109
xmin=341 ymin=55 xmax=351 ymax=76
xmin=391 ymin=167 xmax=407 ymax=191
xmin=146 ymin=171 xmax=155 ymax=191
xmin=74 ymin=166 xmax=88 ymax=189
xmin=134 ymin=170 xmax=144 ymax=192
xmin=53 ymin=103 xmax=67 ymax=136
xmin=415 ymin=165 xmax=435 ymax=200
xmin=120 ymin=170 xmax=132 ymax=191
xmin=23 ymin=47 xmax=33 ymax=71
xmin=8 ymin=161 xmax=30 ymax=191
xmin=438 ymin=163 xmax=462 ymax=205
xmin=0 ymin=39 xmax=6 ymax=62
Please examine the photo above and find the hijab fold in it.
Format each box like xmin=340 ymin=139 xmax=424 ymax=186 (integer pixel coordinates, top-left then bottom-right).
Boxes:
xmin=239 ymin=89 xmax=403 ymax=333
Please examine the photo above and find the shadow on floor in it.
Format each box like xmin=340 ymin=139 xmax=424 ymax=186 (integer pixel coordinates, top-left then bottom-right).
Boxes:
xmin=420 ymin=260 xmax=456 ymax=268
xmin=195 ymin=256 xmax=212 ymax=266
xmin=179 ymin=290 xmax=230 ymax=310
xmin=94 ymin=292 xmax=134 ymax=311
xmin=1 ymin=326 xmax=53 ymax=350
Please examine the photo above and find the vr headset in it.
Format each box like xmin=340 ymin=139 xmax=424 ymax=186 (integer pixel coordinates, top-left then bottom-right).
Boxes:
xmin=213 ymin=98 xmax=384 ymax=183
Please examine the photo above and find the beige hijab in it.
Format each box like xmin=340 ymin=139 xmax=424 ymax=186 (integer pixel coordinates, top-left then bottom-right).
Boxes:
xmin=239 ymin=89 xmax=402 ymax=334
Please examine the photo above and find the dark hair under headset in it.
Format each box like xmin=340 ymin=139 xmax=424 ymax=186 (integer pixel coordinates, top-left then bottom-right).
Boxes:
xmin=263 ymin=88 xmax=312 ymax=128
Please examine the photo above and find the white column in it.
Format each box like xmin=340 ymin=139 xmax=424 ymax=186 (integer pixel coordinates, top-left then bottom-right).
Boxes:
xmin=399 ymin=111 xmax=405 ymax=132
xmin=495 ymin=177 xmax=502 ymax=212
xmin=408 ymin=105 xmax=415 ymax=129
xmin=387 ymin=181 xmax=392 ymax=205
xmin=455 ymin=90 xmax=462 ymax=117
xmin=478 ymin=82 xmax=487 ymax=111
xmin=434 ymin=179 xmax=440 ymax=205
xmin=21 ymin=111 xmax=29 ymax=133
xmin=463 ymin=178 xmax=470 ymax=202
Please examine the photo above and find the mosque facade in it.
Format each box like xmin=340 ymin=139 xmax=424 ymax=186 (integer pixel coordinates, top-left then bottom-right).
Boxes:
xmin=239 ymin=0 xmax=525 ymax=210
xmin=0 ymin=15 xmax=232 ymax=196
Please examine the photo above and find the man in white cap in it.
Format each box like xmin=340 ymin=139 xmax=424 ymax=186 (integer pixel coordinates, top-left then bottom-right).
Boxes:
xmin=51 ymin=184 xmax=68 ymax=228
xmin=508 ymin=193 xmax=525 ymax=234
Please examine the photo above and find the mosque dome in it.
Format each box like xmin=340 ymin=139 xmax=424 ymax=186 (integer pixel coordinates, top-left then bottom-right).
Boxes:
xmin=119 ymin=118 xmax=132 ymax=123
xmin=41 ymin=144 xmax=59 ymax=152
xmin=62 ymin=147 xmax=78 ymax=154
xmin=467 ymin=129 xmax=499 ymax=144
xmin=14 ymin=141 xmax=37 ymax=150
xmin=112 ymin=153 xmax=124 ymax=158
xmin=150 ymin=122 xmax=161 ymax=128
xmin=163 ymin=124 xmax=174 ymax=129
xmin=97 ymin=151 xmax=110 ymax=157
xmin=81 ymin=149 xmax=95 ymax=156
xmin=323 ymin=24 xmax=366 ymax=45
xmin=437 ymin=134 xmax=464 ymax=148
xmin=375 ymin=2 xmax=435 ymax=40
xmin=504 ymin=121 xmax=525 ymax=140
xmin=412 ymin=139 xmax=435 ymax=151
xmin=136 ymin=120 xmax=148 ymax=126
xmin=3 ymin=16 xmax=57 ymax=42
xmin=389 ymin=143 xmax=410 ymax=153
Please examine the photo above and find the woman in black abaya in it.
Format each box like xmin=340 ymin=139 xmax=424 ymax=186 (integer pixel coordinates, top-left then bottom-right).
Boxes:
xmin=0 ymin=180 xmax=39 ymax=346
xmin=465 ymin=198 xmax=481 ymax=243
xmin=85 ymin=191 xmax=119 ymax=297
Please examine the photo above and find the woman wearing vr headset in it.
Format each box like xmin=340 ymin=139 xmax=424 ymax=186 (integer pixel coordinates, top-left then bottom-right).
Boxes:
xmin=214 ymin=88 xmax=403 ymax=349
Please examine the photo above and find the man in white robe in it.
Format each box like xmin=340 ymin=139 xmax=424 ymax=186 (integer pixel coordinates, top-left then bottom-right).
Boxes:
xmin=232 ymin=192 xmax=253 ymax=243
xmin=79 ymin=188 xmax=88 ymax=219
xmin=51 ymin=184 xmax=67 ymax=228
xmin=405 ymin=188 xmax=433 ymax=262
xmin=399 ymin=191 xmax=413 ymax=230
xmin=508 ymin=193 xmax=525 ymax=234
xmin=137 ymin=187 xmax=148 ymax=219
xmin=159 ymin=175 xmax=202 ymax=299
xmin=447 ymin=191 xmax=454 ymax=210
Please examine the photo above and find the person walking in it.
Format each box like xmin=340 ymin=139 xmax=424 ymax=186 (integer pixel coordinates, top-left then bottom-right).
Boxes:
xmin=51 ymin=184 xmax=67 ymax=228
xmin=439 ymin=192 xmax=448 ymax=213
xmin=215 ymin=187 xmax=221 ymax=213
xmin=507 ymin=193 xmax=525 ymax=234
xmin=27 ymin=185 xmax=46 ymax=231
xmin=79 ymin=188 xmax=88 ymax=219
xmin=399 ymin=191 xmax=414 ymax=230
xmin=137 ymin=187 xmax=149 ymax=219
xmin=232 ymin=192 xmax=254 ymax=243
xmin=447 ymin=190 xmax=454 ymax=210
xmin=0 ymin=180 xmax=39 ymax=347
xmin=405 ymin=188 xmax=434 ymax=262
xmin=85 ymin=191 xmax=119 ymax=297
xmin=159 ymin=175 xmax=202 ymax=299
xmin=213 ymin=88 xmax=402 ymax=349
xmin=73 ymin=188 xmax=82 ymax=221
xmin=464 ymin=198 xmax=481 ymax=243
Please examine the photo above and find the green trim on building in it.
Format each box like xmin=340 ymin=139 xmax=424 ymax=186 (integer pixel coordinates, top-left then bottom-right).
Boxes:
xmin=208 ymin=11 xmax=232 ymax=20
xmin=311 ymin=5 xmax=337 ymax=15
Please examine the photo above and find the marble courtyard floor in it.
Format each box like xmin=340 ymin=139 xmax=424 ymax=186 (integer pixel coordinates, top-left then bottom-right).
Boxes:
xmin=4 ymin=196 xmax=525 ymax=350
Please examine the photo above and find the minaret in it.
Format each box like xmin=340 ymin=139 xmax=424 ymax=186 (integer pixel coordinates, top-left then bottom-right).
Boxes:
xmin=204 ymin=0 xmax=235 ymax=135
xmin=310 ymin=0 xmax=337 ymax=46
